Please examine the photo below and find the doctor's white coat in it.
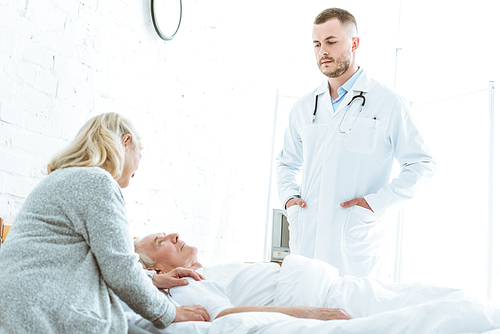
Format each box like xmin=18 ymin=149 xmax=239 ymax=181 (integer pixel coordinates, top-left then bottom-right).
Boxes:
xmin=276 ymin=70 xmax=436 ymax=278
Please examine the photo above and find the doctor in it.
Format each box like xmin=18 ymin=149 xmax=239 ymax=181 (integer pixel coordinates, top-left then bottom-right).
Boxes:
xmin=276 ymin=8 xmax=436 ymax=278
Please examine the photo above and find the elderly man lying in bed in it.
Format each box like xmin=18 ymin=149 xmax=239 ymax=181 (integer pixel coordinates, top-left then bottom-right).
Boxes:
xmin=134 ymin=232 xmax=352 ymax=322
xmin=134 ymin=232 xmax=500 ymax=332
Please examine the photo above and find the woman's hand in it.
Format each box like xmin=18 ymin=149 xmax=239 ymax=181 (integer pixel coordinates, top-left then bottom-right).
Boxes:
xmin=173 ymin=305 xmax=210 ymax=322
xmin=152 ymin=267 xmax=205 ymax=289
xmin=299 ymin=306 xmax=353 ymax=320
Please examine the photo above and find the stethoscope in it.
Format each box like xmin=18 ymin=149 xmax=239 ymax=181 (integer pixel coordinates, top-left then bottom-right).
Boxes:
xmin=311 ymin=91 xmax=366 ymax=134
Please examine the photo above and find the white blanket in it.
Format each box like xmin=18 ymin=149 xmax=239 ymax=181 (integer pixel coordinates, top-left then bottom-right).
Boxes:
xmin=126 ymin=255 xmax=500 ymax=334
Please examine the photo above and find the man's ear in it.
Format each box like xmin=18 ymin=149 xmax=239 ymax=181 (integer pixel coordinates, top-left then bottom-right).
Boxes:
xmin=148 ymin=268 xmax=166 ymax=274
xmin=146 ymin=266 xmax=167 ymax=275
xmin=352 ymin=36 xmax=360 ymax=52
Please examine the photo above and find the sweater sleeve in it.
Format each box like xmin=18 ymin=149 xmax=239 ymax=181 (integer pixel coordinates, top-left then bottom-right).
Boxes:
xmin=70 ymin=168 xmax=176 ymax=328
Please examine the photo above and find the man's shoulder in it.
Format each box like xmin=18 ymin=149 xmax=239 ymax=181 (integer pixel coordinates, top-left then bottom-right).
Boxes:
xmin=290 ymin=82 xmax=326 ymax=114
xmin=297 ymin=85 xmax=321 ymax=102
xmin=361 ymin=72 xmax=405 ymax=101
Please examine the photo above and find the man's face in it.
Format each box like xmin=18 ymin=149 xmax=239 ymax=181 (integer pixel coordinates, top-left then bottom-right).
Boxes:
xmin=312 ymin=19 xmax=356 ymax=78
xmin=141 ymin=233 xmax=198 ymax=273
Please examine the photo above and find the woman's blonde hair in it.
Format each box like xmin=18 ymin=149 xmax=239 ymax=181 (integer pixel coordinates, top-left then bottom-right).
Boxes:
xmin=47 ymin=112 xmax=141 ymax=180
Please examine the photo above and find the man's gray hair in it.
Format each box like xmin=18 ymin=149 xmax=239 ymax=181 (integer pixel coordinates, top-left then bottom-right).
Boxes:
xmin=134 ymin=236 xmax=156 ymax=269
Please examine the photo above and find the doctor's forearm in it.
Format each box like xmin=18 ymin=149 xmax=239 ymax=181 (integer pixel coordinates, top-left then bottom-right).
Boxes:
xmin=365 ymin=160 xmax=436 ymax=215
xmin=276 ymin=161 xmax=302 ymax=202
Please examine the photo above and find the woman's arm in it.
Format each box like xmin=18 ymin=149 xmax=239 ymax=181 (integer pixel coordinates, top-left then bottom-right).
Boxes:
xmin=216 ymin=306 xmax=352 ymax=320
xmin=73 ymin=169 xmax=177 ymax=327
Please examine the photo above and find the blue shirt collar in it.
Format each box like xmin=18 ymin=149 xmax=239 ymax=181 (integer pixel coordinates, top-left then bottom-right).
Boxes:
xmin=340 ymin=68 xmax=362 ymax=95
xmin=332 ymin=68 xmax=363 ymax=100
xmin=330 ymin=68 xmax=363 ymax=111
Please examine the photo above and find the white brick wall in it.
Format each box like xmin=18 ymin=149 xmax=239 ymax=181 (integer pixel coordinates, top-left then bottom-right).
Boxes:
xmin=2 ymin=0 xmax=500 ymax=300
xmin=5 ymin=0 xmax=495 ymax=268
xmin=1 ymin=0 xmax=332 ymax=264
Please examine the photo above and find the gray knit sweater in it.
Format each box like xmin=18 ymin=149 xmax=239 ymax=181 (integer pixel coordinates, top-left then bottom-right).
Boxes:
xmin=0 ymin=167 xmax=175 ymax=333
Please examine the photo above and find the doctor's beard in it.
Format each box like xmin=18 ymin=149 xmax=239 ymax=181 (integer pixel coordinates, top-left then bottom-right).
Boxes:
xmin=318 ymin=52 xmax=351 ymax=78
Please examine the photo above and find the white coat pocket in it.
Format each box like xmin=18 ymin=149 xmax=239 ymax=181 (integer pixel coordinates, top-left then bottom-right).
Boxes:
xmin=342 ymin=118 xmax=379 ymax=155
xmin=286 ymin=205 xmax=301 ymax=253
xmin=344 ymin=205 xmax=383 ymax=256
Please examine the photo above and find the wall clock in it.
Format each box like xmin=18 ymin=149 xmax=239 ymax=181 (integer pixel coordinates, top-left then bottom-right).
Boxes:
xmin=151 ymin=0 xmax=182 ymax=41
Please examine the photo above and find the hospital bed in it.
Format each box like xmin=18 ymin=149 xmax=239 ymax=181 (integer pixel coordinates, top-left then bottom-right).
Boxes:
xmin=2 ymin=218 xmax=500 ymax=333
xmin=125 ymin=255 xmax=500 ymax=334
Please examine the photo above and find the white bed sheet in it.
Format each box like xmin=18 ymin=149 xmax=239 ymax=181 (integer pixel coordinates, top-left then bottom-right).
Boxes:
xmin=125 ymin=255 xmax=500 ymax=334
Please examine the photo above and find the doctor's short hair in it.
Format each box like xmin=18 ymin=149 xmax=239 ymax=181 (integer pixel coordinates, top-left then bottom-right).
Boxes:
xmin=47 ymin=112 xmax=142 ymax=181
xmin=134 ymin=236 xmax=156 ymax=269
xmin=314 ymin=8 xmax=358 ymax=38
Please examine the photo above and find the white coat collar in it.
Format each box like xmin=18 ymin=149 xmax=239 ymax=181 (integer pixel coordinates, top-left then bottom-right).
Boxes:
xmin=314 ymin=68 xmax=372 ymax=118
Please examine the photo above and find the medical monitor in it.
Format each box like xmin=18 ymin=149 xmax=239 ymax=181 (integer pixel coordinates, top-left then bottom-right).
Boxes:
xmin=271 ymin=209 xmax=290 ymax=262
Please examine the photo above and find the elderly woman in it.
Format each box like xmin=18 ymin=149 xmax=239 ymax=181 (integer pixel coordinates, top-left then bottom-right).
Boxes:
xmin=0 ymin=113 xmax=208 ymax=333
xmin=134 ymin=232 xmax=353 ymax=321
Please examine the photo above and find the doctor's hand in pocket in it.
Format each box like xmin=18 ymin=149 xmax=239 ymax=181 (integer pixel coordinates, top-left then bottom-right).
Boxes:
xmin=286 ymin=197 xmax=306 ymax=209
xmin=340 ymin=197 xmax=373 ymax=212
